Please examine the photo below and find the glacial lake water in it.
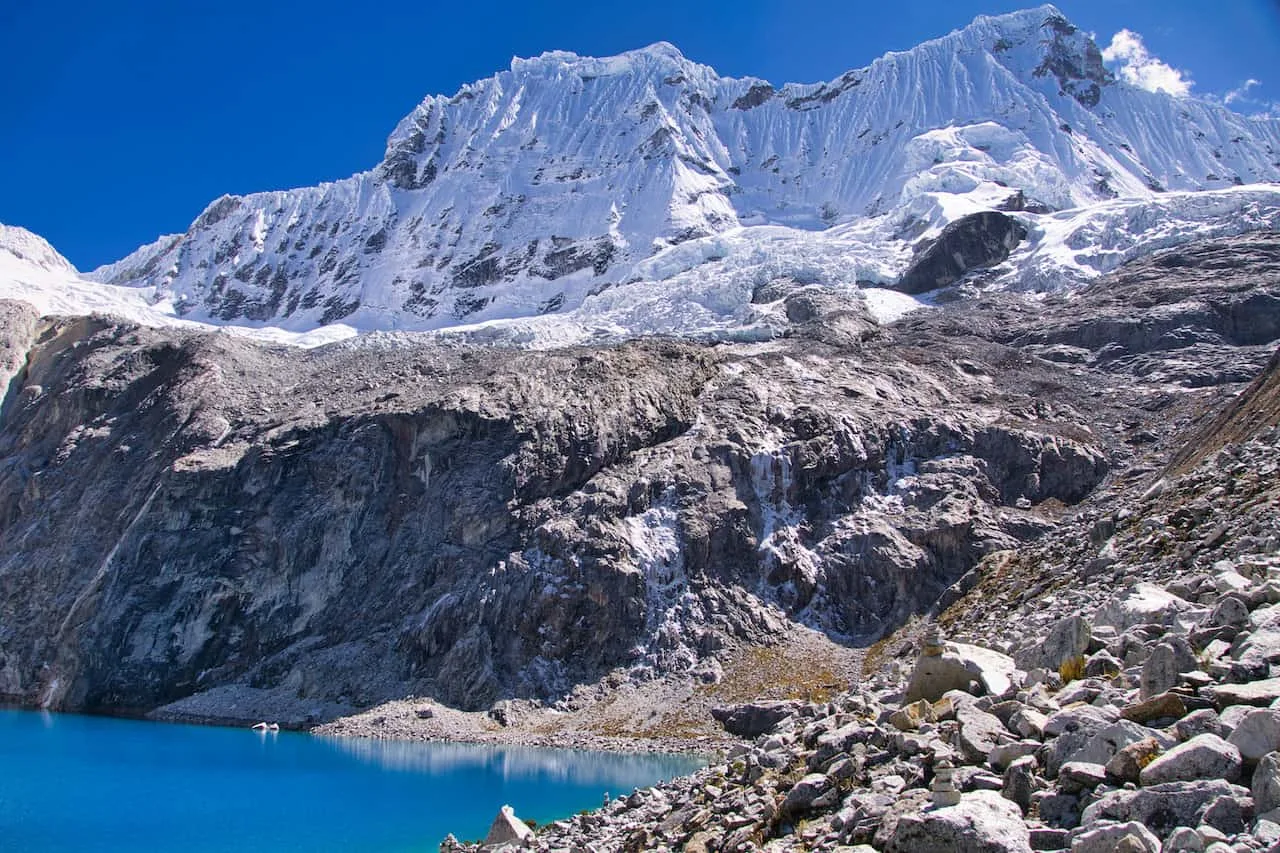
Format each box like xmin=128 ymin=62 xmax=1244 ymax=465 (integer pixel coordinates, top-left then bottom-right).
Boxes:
xmin=0 ymin=709 xmax=705 ymax=852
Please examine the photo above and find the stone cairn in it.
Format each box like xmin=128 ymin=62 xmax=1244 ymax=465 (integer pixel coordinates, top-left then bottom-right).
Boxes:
xmin=931 ymin=757 xmax=962 ymax=807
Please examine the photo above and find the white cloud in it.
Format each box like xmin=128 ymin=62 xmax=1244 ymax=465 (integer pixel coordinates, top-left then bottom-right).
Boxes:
xmin=1101 ymin=29 xmax=1193 ymax=97
xmin=1225 ymin=78 xmax=1261 ymax=105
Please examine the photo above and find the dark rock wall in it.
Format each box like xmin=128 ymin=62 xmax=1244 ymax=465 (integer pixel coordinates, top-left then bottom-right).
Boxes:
xmin=1 ymin=234 xmax=1276 ymax=719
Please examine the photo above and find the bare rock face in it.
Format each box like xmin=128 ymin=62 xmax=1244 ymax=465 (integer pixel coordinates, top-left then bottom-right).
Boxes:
xmin=0 ymin=310 xmax=1107 ymax=721
xmin=895 ymin=212 xmax=1028 ymax=295
xmin=0 ymin=232 xmax=1277 ymax=724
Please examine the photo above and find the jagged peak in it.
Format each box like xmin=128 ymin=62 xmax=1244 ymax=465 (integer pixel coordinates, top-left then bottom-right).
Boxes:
xmin=884 ymin=4 xmax=1090 ymax=64
xmin=509 ymin=41 xmax=701 ymax=79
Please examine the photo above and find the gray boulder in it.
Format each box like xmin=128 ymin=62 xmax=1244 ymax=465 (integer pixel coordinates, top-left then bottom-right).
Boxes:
xmin=1252 ymin=751 xmax=1280 ymax=814
xmin=1001 ymin=755 xmax=1039 ymax=814
xmin=1069 ymin=821 xmax=1161 ymax=853
xmin=1139 ymin=637 xmax=1197 ymax=700
xmin=1235 ymin=602 xmax=1280 ymax=670
xmin=1016 ymin=614 xmax=1091 ymax=672
xmin=1037 ymin=793 xmax=1081 ymax=829
xmin=884 ymin=789 xmax=1033 ymax=852
xmin=1176 ymin=709 xmax=1224 ymax=741
xmin=781 ymin=773 xmax=835 ymax=816
xmin=953 ymin=695 xmax=1012 ymax=764
xmin=1058 ymin=762 xmax=1107 ymax=795
xmin=1210 ymin=594 xmax=1250 ymax=628
xmin=1138 ymin=734 xmax=1242 ymax=785
xmin=1047 ymin=719 xmax=1169 ymax=777
xmin=1206 ymin=678 xmax=1280 ymax=709
xmin=710 ymin=701 xmax=800 ymax=738
xmin=1162 ymin=826 xmax=1206 ymax=852
xmin=1043 ymin=704 xmax=1119 ymax=738
xmin=1010 ymin=707 xmax=1048 ymax=739
xmin=1080 ymin=780 xmax=1254 ymax=839
xmin=1226 ymin=708 xmax=1280 ymax=762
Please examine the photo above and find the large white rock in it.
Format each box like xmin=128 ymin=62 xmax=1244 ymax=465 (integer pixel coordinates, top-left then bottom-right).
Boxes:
xmin=906 ymin=642 xmax=1019 ymax=702
xmin=884 ymin=789 xmax=1033 ymax=853
xmin=1092 ymin=583 xmax=1205 ymax=633
xmin=1138 ymin=734 xmax=1242 ymax=786
xmin=483 ymin=805 xmax=534 ymax=846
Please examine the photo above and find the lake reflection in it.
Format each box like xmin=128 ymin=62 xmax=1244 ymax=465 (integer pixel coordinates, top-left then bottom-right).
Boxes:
xmin=323 ymin=735 xmax=704 ymax=787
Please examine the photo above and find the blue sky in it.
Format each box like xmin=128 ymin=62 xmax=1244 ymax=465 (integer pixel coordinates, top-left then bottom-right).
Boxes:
xmin=2 ymin=0 xmax=1277 ymax=271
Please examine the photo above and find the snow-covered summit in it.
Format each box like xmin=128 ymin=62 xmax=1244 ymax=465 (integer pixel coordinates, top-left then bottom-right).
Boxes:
xmin=0 ymin=225 xmax=79 ymax=278
xmin=23 ymin=7 xmax=1280 ymax=344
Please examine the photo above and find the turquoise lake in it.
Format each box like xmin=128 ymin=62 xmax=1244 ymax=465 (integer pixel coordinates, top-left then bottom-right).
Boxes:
xmin=0 ymin=709 xmax=704 ymax=852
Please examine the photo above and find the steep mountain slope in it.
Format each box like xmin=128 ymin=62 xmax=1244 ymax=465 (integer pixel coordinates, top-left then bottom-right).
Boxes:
xmin=2 ymin=232 xmax=1276 ymax=727
xmin=88 ymin=5 xmax=1280 ymax=336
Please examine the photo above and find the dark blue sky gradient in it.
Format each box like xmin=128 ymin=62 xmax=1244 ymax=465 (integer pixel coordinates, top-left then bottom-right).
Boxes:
xmin=2 ymin=0 xmax=1277 ymax=270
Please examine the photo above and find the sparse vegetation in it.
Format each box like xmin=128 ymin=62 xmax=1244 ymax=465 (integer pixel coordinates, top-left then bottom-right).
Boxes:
xmin=1058 ymin=654 xmax=1087 ymax=683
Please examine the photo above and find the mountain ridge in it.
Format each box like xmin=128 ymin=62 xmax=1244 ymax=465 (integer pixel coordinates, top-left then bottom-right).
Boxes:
xmin=74 ymin=6 xmax=1280 ymax=340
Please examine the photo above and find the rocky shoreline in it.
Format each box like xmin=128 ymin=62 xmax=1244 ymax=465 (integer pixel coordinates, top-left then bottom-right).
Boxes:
xmin=314 ymin=695 xmax=731 ymax=757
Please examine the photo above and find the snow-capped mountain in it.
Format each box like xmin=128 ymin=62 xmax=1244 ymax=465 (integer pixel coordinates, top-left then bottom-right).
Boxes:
xmin=0 ymin=224 xmax=164 ymax=322
xmin=33 ymin=6 xmax=1280 ymax=341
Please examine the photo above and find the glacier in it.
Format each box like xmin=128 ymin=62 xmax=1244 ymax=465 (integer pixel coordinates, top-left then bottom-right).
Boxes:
xmin=4 ymin=4 xmax=1280 ymax=347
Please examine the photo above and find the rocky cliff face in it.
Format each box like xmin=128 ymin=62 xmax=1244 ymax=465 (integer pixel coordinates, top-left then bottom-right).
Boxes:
xmin=1 ymin=232 xmax=1277 ymax=723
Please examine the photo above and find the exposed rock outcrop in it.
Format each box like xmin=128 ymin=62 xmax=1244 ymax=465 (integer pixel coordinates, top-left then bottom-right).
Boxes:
xmin=2 ymin=231 xmax=1278 ymax=729
xmin=895 ymin=212 xmax=1028 ymax=294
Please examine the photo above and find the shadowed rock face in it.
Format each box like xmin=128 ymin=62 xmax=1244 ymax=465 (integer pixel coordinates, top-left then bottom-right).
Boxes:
xmin=0 ymin=233 xmax=1276 ymax=723
xmin=896 ymin=212 xmax=1028 ymax=295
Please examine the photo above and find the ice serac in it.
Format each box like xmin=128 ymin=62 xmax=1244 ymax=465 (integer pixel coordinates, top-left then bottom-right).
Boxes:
xmin=89 ymin=6 xmax=1280 ymax=334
